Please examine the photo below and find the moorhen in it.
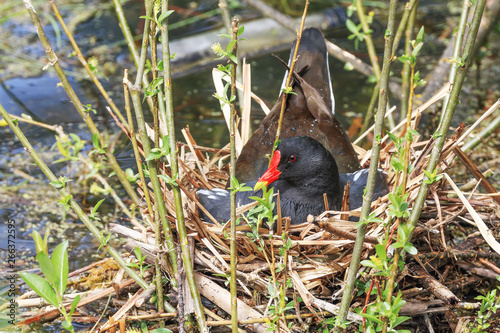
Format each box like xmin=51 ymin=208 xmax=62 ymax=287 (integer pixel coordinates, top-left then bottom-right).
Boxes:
xmin=197 ymin=136 xmax=343 ymax=224
xmin=196 ymin=27 xmax=389 ymax=224
xmin=234 ymin=27 xmax=361 ymax=184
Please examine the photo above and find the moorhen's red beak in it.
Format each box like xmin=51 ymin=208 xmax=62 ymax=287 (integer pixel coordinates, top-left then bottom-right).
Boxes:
xmin=254 ymin=150 xmax=281 ymax=191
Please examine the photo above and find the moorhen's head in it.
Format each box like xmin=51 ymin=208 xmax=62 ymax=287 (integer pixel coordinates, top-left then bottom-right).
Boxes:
xmin=255 ymin=136 xmax=343 ymax=213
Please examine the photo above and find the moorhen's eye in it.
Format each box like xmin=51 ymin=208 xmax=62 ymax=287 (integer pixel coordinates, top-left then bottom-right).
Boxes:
xmin=288 ymin=155 xmax=297 ymax=163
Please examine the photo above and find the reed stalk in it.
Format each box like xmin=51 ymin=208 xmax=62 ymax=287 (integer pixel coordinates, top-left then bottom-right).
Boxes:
xmin=23 ymin=0 xmax=140 ymax=206
xmin=273 ymin=1 xmax=309 ymax=150
xmin=49 ymin=0 xmax=128 ymax=129
xmin=125 ymin=80 xmax=179 ymax=278
xmin=160 ymin=1 xmax=207 ymax=331
xmin=0 ymin=103 xmax=150 ymax=291
xmin=440 ymin=0 xmax=472 ymax=121
xmin=462 ymin=111 xmax=500 ymax=152
xmin=123 ymin=70 xmax=154 ymax=223
xmin=111 ymin=0 xmax=158 ymax=117
xmin=400 ymin=0 xmax=418 ymax=120
xmin=391 ymin=0 xmax=419 ymax=57
xmin=407 ymin=0 xmax=486 ymax=232
xmin=219 ymin=0 xmax=244 ymax=109
xmin=335 ymin=0 xmax=398 ymax=328
xmin=356 ymin=0 xmax=381 ymax=81
xmin=228 ymin=18 xmax=239 ymax=333
xmin=123 ymin=1 xmax=179 ymax=285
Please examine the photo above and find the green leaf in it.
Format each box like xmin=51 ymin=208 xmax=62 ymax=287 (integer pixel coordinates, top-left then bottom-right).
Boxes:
xmin=92 ymin=198 xmax=106 ymax=215
xmin=391 ymin=242 xmax=404 ymax=249
xmin=62 ymin=321 xmax=73 ymax=331
xmin=346 ymin=19 xmax=358 ymax=34
xmin=69 ymin=295 xmax=81 ymax=316
xmin=404 ymin=244 xmax=418 ymax=255
xmin=375 ymin=244 xmax=387 ymax=262
xmin=360 ymin=312 xmax=384 ymax=325
xmin=50 ymin=181 xmax=63 ymax=189
xmin=32 ymin=230 xmax=47 ymax=255
xmin=19 ymin=272 xmax=59 ymax=307
xmin=227 ymin=40 xmax=236 ymax=52
xmin=36 ymin=252 xmax=56 ymax=286
xmin=227 ymin=53 xmax=238 ymax=64
xmin=360 ymin=259 xmax=377 ymax=269
xmin=146 ymin=150 xmax=162 ymax=161
xmin=140 ymin=15 xmax=155 ymax=21
xmin=416 ymin=26 xmax=425 ymax=43
xmin=92 ymin=133 xmax=100 ymax=149
xmin=51 ymin=240 xmax=69 ymax=295
xmin=151 ymin=329 xmax=174 ymax=333
xmin=158 ymin=10 xmax=174 ymax=23
xmin=237 ymin=26 xmax=244 ymax=36
xmin=412 ymin=42 xmax=423 ymax=58
xmin=398 ymin=55 xmax=410 ymax=63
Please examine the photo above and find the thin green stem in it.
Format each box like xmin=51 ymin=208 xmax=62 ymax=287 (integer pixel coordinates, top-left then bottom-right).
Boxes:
xmin=336 ymin=0 xmax=398 ymax=328
xmin=148 ymin=17 xmax=165 ymax=318
xmin=219 ymin=0 xmax=244 ymax=108
xmin=400 ymin=65 xmax=415 ymax=192
xmin=229 ymin=18 xmax=239 ymax=333
xmin=0 ymin=103 xmax=149 ymax=291
xmin=160 ymin=1 xmax=207 ymax=331
xmin=391 ymin=0 xmax=419 ymax=56
xmin=23 ymin=0 xmax=140 ymax=206
xmin=50 ymin=0 xmax=128 ymax=129
xmin=126 ymin=81 xmax=179 ymax=279
xmin=273 ymin=0 xmax=309 ymax=156
xmin=123 ymin=70 xmax=154 ymax=224
xmin=356 ymin=0 xmax=380 ymax=80
xmin=407 ymin=0 xmax=486 ymax=231
xmin=440 ymin=0 xmax=471 ymax=121
xmin=111 ymin=0 xmax=156 ymax=115
xmin=400 ymin=0 xmax=418 ymax=120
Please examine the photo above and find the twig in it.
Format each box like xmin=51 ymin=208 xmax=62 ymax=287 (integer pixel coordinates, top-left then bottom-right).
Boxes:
xmin=50 ymin=0 xmax=128 ymax=129
xmin=407 ymin=0 xmax=487 ymax=232
xmin=229 ymin=17 xmax=239 ymax=333
xmin=23 ymin=0 xmax=140 ymax=205
xmin=356 ymin=0 xmax=381 ymax=80
xmin=273 ymin=1 xmax=310 ymax=150
xmin=399 ymin=0 xmax=418 ymax=120
xmin=160 ymin=1 xmax=207 ymax=331
xmin=440 ymin=0 xmax=472 ymax=121
xmin=336 ymin=0 xmax=398 ymax=328
xmin=0 ymin=103 xmax=149 ymax=291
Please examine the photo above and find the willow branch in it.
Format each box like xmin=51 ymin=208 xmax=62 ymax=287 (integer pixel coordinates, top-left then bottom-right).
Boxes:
xmin=161 ymin=1 xmax=207 ymax=331
xmin=336 ymin=0 xmax=398 ymax=327
xmin=400 ymin=0 xmax=418 ymax=120
xmin=356 ymin=0 xmax=381 ymax=80
xmin=0 ymin=103 xmax=149 ymax=291
xmin=50 ymin=0 xmax=128 ymax=129
xmin=23 ymin=0 xmax=140 ymax=205
xmin=273 ymin=1 xmax=309 ymax=148
xmin=407 ymin=0 xmax=486 ymax=232
xmin=440 ymin=0 xmax=471 ymax=120
xmin=229 ymin=18 xmax=239 ymax=333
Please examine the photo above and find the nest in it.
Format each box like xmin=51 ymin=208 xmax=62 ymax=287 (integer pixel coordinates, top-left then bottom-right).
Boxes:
xmin=16 ymin=92 xmax=500 ymax=333
xmin=107 ymin=94 xmax=499 ymax=331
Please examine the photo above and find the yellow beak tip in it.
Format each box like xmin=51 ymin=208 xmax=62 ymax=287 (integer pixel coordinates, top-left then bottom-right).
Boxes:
xmin=254 ymin=181 xmax=265 ymax=192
